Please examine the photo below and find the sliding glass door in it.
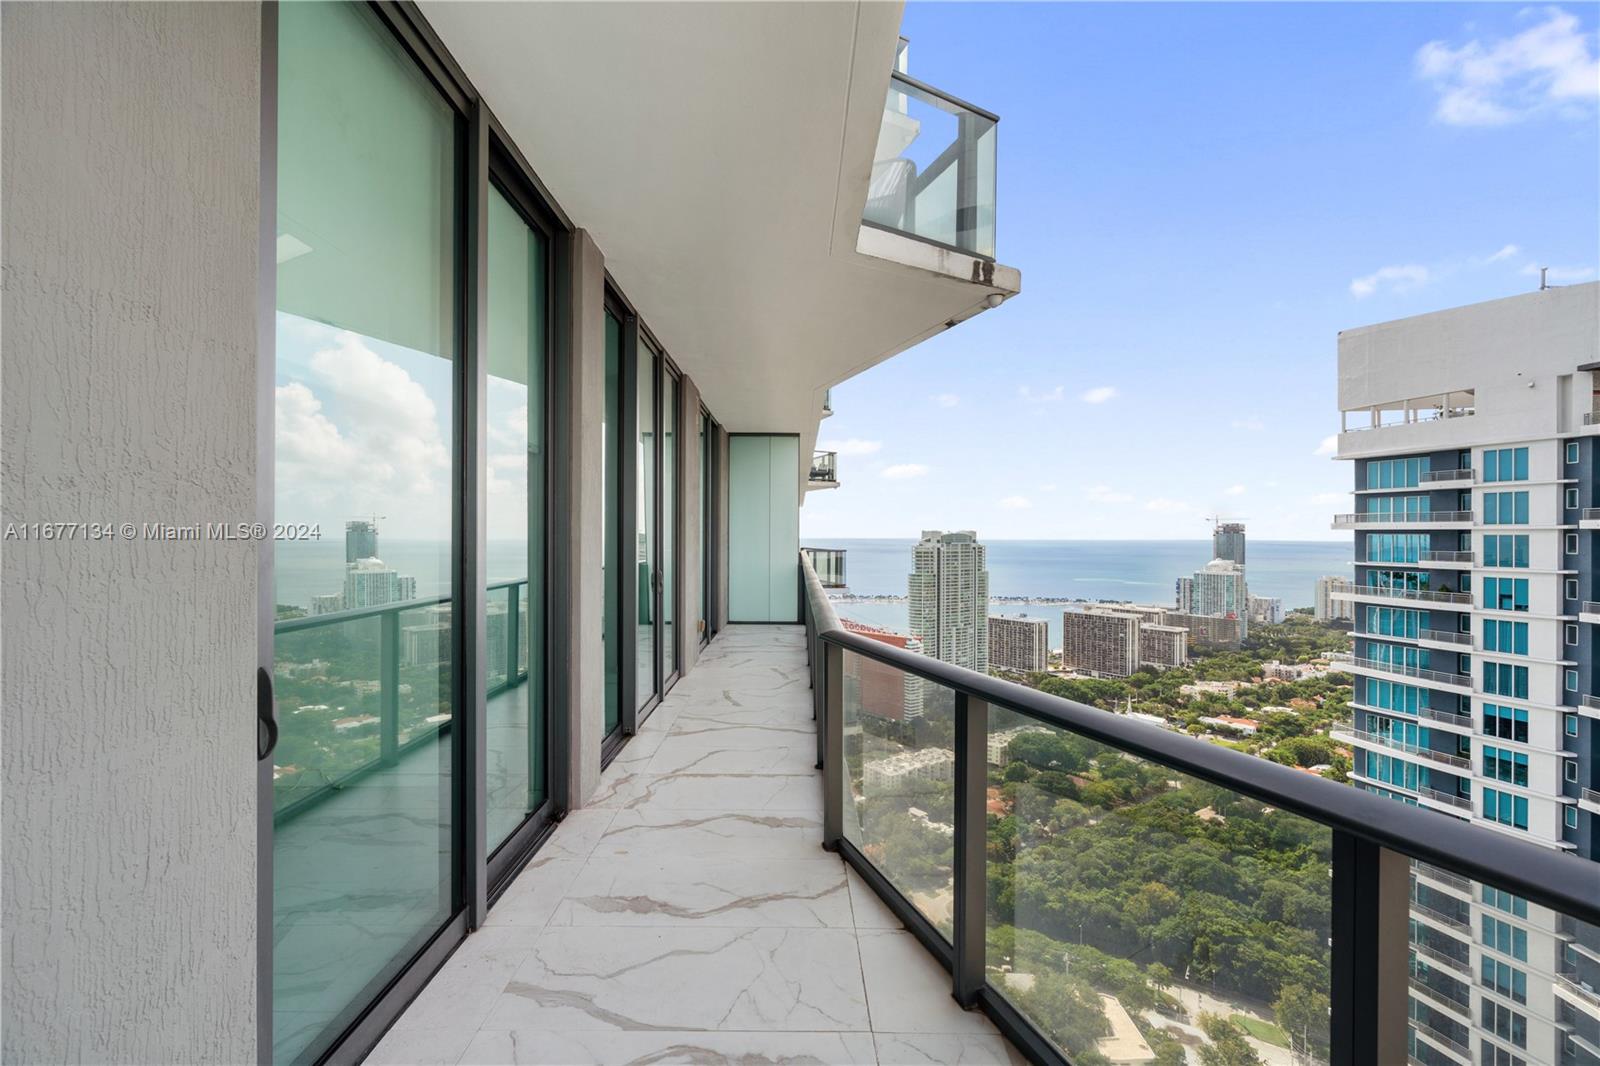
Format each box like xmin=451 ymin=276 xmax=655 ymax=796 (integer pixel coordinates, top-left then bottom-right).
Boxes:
xmin=635 ymin=342 xmax=659 ymax=716
xmin=484 ymin=181 xmax=549 ymax=856
xmin=271 ymin=3 xmax=459 ymax=1062
xmin=603 ymin=311 xmax=623 ymax=742
xmin=663 ymin=368 xmax=680 ymax=681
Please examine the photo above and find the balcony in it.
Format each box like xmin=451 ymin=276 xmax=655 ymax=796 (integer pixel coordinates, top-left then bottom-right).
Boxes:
xmin=808 ymin=450 xmax=839 ymax=489
xmin=1585 ymin=410 xmax=1600 ymax=426
xmin=379 ymin=625 xmax=1025 ymax=1063
xmin=1417 ymin=550 xmax=1473 ymax=567
xmin=1418 ymin=468 xmax=1474 ymax=485
xmin=1347 ymin=656 xmax=1472 ymax=692
xmin=1581 ymin=602 xmax=1600 ymax=624
xmin=1582 ymin=507 xmax=1600 ymax=529
xmin=1332 ymin=510 xmax=1473 ymax=529
xmin=1331 ymin=725 xmax=1471 ymax=769
xmin=865 ymin=71 xmax=997 ymax=259
xmin=1416 ymin=628 xmax=1473 ymax=649
xmin=1327 ymin=580 xmax=1472 ymax=606
xmin=802 ymin=546 xmax=848 ymax=589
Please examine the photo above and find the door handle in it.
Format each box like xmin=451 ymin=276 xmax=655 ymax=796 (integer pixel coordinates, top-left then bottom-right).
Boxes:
xmin=257 ymin=666 xmax=278 ymax=761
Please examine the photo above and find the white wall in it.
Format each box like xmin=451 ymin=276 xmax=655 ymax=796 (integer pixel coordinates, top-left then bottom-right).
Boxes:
xmin=2 ymin=4 xmax=261 ymax=1060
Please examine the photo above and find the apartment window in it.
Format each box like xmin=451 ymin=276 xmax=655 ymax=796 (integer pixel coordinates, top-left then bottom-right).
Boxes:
xmin=1566 ymin=668 xmax=1579 ymax=691
xmin=1483 ymin=534 xmax=1529 ymax=568
xmin=1481 ymin=620 xmax=1529 ymax=655
xmin=1366 ymin=457 xmax=1428 ymax=489
xmin=1365 ymin=532 xmax=1430 ymax=563
xmin=1483 ymin=446 xmax=1529 ymax=483
xmin=1567 ymin=578 xmax=1580 ymax=600
xmin=1483 ymin=788 xmax=1529 ymax=831
xmin=1483 ymin=885 xmax=1529 ymax=918
xmin=1567 ymin=441 xmax=1580 ymax=464
xmin=1482 ymin=916 xmax=1529 ymax=961
xmin=1566 ymin=806 xmax=1578 ymax=829
xmin=1566 ymin=487 xmax=1579 ymax=509
xmin=1565 ymin=760 xmax=1578 ymax=782
xmin=1483 ymin=662 xmax=1529 ymax=699
xmin=1483 ymin=705 xmax=1529 ymax=743
xmin=1482 ymin=746 xmax=1529 ymax=787
xmin=1483 ymin=490 xmax=1529 ymax=524
xmin=1481 ymin=1000 xmax=1528 ymax=1049
xmin=1566 ymin=713 xmax=1580 ymax=737
xmin=1367 ymin=677 xmax=1426 ymax=714
xmin=1482 ymin=577 xmax=1529 ymax=612
xmin=1365 ymin=605 xmax=1422 ymax=638
xmin=1567 ymin=532 xmax=1580 ymax=555
xmin=1481 ymin=1042 xmax=1526 ymax=1066
xmin=1364 ymin=494 xmax=1430 ymax=517
xmin=1567 ymin=623 xmax=1579 ymax=646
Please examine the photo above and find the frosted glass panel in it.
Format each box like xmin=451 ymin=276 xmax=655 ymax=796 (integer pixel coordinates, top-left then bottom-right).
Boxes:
xmin=728 ymin=436 xmax=799 ymax=622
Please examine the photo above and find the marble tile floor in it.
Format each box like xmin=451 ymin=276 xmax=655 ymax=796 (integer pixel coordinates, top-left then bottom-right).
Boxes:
xmin=375 ymin=625 xmax=1025 ymax=1066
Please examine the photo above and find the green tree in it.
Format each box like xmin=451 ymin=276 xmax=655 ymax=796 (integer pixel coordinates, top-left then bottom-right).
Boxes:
xmin=1197 ymin=1014 xmax=1264 ymax=1066
xmin=1273 ymin=983 xmax=1330 ymax=1060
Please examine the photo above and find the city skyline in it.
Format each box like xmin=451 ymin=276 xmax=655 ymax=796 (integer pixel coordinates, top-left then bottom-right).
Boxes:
xmin=803 ymin=3 xmax=1598 ymax=542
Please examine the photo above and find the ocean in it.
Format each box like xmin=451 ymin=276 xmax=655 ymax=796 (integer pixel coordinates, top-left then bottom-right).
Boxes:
xmin=805 ymin=538 xmax=1352 ymax=648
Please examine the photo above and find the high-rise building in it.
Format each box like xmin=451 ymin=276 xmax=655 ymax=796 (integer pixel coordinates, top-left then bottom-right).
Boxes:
xmin=1139 ymin=624 xmax=1189 ymax=669
xmin=1213 ymin=521 xmax=1246 ymax=566
xmin=907 ymin=530 xmax=989 ymax=673
xmin=1329 ymin=283 xmax=1600 ymax=1066
xmin=345 ymin=519 xmax=380 ymax=564
xmin=841 ymin=617 xmax=926 ymax=720
xmin=988 ymin=615 xmax=1048 ymax=673
xmin=1176 ymin=557 xmax=1249 ymax=639
xmin=1248 ymin=595 xmax=1284 ymax=625
xmin=1063 ymin=609 xmax=1141 ymax=677
xmin=1168 ymin=611 xmax=1243 ymax=649
xmin=1313 ymin=575 xmax=1354 ymax=623
xmin=342 ymin=557 xmax=417 ymax=610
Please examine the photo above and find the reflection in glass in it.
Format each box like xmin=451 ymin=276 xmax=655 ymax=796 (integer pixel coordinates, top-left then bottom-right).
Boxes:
xmin=484 ymin=184 xmax=546 ymax=852
xmin=636 ymin=345 xmax=657 ymax=710
xmin=840 ymin=649 xmax=952 ymax=939
xmin=986 ymin=707 xmax=1332 ymax=1065
xmin=602 ymin=313 xmax=622 ymax=737
xmin=271 ymin=3 xmax=456 ymax=1061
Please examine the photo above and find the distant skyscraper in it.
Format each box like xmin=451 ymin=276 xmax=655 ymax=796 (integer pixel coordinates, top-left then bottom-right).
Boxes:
xmin=1312 ymin=575 xmax=1353 ymax=623
xmin=345 ymin=518 xmax=379 ymax=563
xmin=1138 ymin=624 xmax=1189 ymax=669
xmin=1247 ymin=595 xmax=1284 ymax=625
xmin=1212 ymin=521 xmax=1246 ymax=566
xmin=343 ymin=557 xmax=417 ymax=609
xmin=907 ymin=530 xmax=989 ymax=673
xmin=1062 ymin=609 xmax=1141 ymax=677
xmin=988 ymin=615 xmax=1048 ymax=673
xmin=1176 ymin=557 xmax=1249 ymax=639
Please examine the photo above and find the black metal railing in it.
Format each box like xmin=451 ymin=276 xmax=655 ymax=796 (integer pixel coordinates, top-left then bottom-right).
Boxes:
xmin=800 ymin=551 xmax=1600 ymax=1066
xmin=272 ymin=578 xmax=528 ymax=822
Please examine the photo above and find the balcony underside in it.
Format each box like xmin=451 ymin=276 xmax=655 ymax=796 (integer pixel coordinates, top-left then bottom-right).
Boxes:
xmin=375 ymin=627 xmax=1023 ymax=1064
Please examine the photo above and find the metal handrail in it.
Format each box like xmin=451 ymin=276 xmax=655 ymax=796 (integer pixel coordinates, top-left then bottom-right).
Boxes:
xmin=274 ymin=578 xmax=525 ymax=633
xmin=1417 ymin=629 xmax=1472 ymax=646
xmin=1583 ymin=694 xmax=1600 ymax=710
xmin=1418 ymin=551 xmax=1474 ymax=563
xmin=800 ymin=551 xmax=1600 ymax=928
xmin=1416 ymin=706 xmax=1474 ymax=730
xmin=1556 ymin=973 xmax=1600 ymax=1007
xmin=1419 ymin=469 xmax=1474 ymax=484
xmin=1410 ymin=939 xmax=1469 ymax=972
xmin=1583 ymin=508 xmax=1600 ymax=521
xmin=809 ymin=450 xmax=838 ymax=483
xmin=1332 ymin=726 xmax=1470 ymax=769
xmin=1328 ymin=581 xmax=1472 ymax=605
xmin=1411 ymin=900 xmax=1471 ymax=932
xmin=1407 ymin=975 xmax=1470 ymax=1016
xmin=1584 ymin=411 xmax=1600 ymax=426
xmin=1583 ymin=602 xmax=1600 ymax=615
xmin=1332 ymin=511 xmax=1473 ymax=525
xmin=1417 ymin=786 xmax=1472 ymax=811
xmin=1413 ymin=861 xmax=1471 ymax=891
xmin=889 ymin=68 xmax=1001 ymax=124
xmin=1582 ymin=788 xmax=1600 ymax=805
xmin=1411 ymin=1018 xmax=1471 ymax=1058
xmin=1348 ymin=657 xmax=1471 ymax=688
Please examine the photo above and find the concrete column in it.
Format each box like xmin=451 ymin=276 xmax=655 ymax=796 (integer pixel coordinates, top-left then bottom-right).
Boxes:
xmin=679 ymin=376 xmax=704 ymax=675
xmin=2 ymin=4 xmax=262 ymax=1061
xmin=562 ymin=230 xmax=606 ymax=807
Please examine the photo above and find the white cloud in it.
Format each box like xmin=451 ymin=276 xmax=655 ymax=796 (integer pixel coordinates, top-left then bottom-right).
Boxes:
xmin=1484 ymin=243 xmax=1521 ymax=263
xmin=1080 ymin=385 xmax=1118 ymax=404
xmin=932 ymin=393 xmax=961 ymax=409
xmin=1230 ymin=417 xmax=1266 ymax=432
xmin=1144 ymin=497 xmax=1190 ymax=513
xmin=1350 ymin=263 xmax=1430 ymax=298
xmin=1314 ymin=435 xmax=1339 ymax=457
xmin=999 ymin=495 xmax=1032 ymax=510
xmin=820 ymin=438 xmax=882 ymax=457
xmin=881 ymin=463 xmax=929 ymax=480
xmin=1087 ymin=484 xmax=1134 ymax=504
xmin=1522 ymin=262 xmax=1598 ymax=282
xmin=1018 ymin=384 xmax=1065 ymax=403
xmin=1224 ymin=484 xmax=1247 ymax=496
xmin=1416 ymin=7 xmax=1600 ymax=126
xmin=1311 ymin=491 xmax=1351 ymax=506
xmin=1038 ymin=483 xmax=1060 ymax=493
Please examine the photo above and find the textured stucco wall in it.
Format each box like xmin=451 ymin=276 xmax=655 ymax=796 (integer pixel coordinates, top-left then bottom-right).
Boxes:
xmin=2 ymin=4 xmax=261 ymax=1060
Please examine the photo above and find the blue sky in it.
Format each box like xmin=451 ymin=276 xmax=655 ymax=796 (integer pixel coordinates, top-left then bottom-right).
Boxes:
xmin=802 ymin=3 xmax=1599 ymax=543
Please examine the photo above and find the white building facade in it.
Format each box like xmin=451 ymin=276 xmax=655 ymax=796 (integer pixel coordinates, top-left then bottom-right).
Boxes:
xmin=908 ymin=530 xmax=990 ymax=673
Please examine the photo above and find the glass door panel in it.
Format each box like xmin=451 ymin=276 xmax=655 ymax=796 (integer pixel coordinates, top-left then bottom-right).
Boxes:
xmin=635 ymin=345 xmax=658 ymax=711
xmin=663 ymin=371 xmax=679 ymax=679
xmin=603 ymin=313 xmax=622 ymax=737
xmin=699 ymin=412 xmax=710 ymax=643
xmin=272 ymin=3 xmax=457 ymax=1061
xmin=484 ymin=184 xmax=547 ymax=853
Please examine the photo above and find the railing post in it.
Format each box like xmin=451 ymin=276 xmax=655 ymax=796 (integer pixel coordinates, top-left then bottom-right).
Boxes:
xmin=1329 ymin=831 xmax=1408 ymax=1066
xmin=955 ymin=111 xmax=979 ymax=252
xmin=953 ymin=693 xmax=988 ymax=1008
xmin=821 ymin=641 xmax=844 ymax=851
xmin=380 ymin=609 xmax=400 ymax=766
xmin=507 ymin=582 xmax=521 ymax=684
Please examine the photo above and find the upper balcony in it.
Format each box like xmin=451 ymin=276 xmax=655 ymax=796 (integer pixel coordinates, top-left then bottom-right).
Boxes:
xmin=808 ymin=450 xmax=839 ymax=490
xmin=802 ymin=546 xmax=847 ymax=589
xmin=1334 ymin=390 xmax=1477 ymax=459
xmin=863 ymin=71 xmax=998 ymax=260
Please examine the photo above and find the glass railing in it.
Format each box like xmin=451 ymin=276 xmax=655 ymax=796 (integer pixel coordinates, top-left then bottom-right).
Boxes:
xmin=272 ymin=578 xmax=528 ymax=821
xmin=810 ymin=450 xmax=838 ymax=484
xmin=865 ymin=71 xmax=997 ymax=259
xmin=801 ymin=551 xmax=1600 ymax=1066
xmin=801 ymin=546 xmax=847 ymax=588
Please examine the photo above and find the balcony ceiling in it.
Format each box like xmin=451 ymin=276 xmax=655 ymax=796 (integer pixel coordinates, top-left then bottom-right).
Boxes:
xmin=420 ymin=1 xmax=1017 ymax=449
